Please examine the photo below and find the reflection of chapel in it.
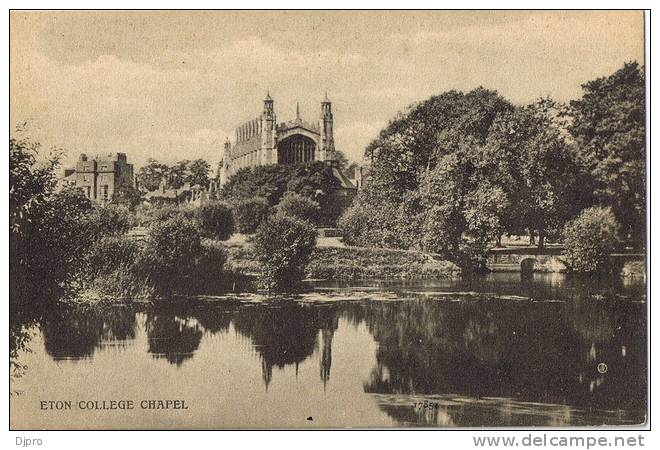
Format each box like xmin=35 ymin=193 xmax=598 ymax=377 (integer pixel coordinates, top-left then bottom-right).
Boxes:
xmin=219 ymin=92 xmax=336 ymax=184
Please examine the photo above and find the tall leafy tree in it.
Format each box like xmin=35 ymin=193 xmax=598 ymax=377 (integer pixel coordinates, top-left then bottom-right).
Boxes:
xmin=365 ymin=87 xmax=513 ymax=199
xmin=187 ymin=159 xmax=211 ymax=188
xmin=352 ymin=88 xmax=513 ymax=254
xmin=569 ymin=61 xmax=646 ymax=245
xmin=10 ymin=136 xmax=97 ymax=297
xmin=167 ymin=159 xmax=190 ymax=189
xmin=482 ymin=99 xmax=591 ymax=247
xmin=137 ymin=158 xmax=169 ymax=192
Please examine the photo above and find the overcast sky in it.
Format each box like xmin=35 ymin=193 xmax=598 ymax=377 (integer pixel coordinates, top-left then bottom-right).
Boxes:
xmin=10 ymin=10 xmax=644 ymax=170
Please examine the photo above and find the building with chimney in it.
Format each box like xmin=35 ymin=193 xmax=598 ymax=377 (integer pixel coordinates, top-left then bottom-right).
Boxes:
xmin=64 ymin=152 xmax=135 ymax=203
xmin=219 ymin=92 xmax=336 ymax=184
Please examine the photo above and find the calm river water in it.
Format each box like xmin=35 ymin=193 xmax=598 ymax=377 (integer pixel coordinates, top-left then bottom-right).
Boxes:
xmin=10 ymin=273 xmax=647 ymax=429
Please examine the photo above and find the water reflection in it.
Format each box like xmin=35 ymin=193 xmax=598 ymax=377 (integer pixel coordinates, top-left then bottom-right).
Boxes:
xmin=145 ymin=311 xmax=203 ymax=366
xmin=41 ymin=305 xmax=137 ymax=360
xmin=10 ymin=274 xmax=647 ymax=427
xmin=233 ymin=301 xmax=338 ymax=387
xmin=360 ymin=297 xmax=645 ymax=418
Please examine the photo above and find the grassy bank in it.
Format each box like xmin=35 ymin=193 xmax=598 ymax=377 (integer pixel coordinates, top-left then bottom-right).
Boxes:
xmin=80 ymin=232 xmax=460 ymax=302
xmin=226 ymin=235 xmax=460 ymax=281
xmin=306 ymin=246 xmax=460 ymax=280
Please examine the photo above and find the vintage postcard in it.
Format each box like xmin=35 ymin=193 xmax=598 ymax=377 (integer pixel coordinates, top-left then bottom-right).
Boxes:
xmin=9 ymin=10 xmax=647 ymax=431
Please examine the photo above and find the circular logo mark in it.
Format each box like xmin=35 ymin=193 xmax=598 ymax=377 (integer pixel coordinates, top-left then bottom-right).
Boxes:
xmin=597 ymin=362 xmax=608 ymax=374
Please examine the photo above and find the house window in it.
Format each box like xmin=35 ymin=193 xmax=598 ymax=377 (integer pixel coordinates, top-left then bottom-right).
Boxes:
xmin=86 ymin=186 xmax=91 ymax=198
xmin=103 ymin=185 xmax=108 ymax=200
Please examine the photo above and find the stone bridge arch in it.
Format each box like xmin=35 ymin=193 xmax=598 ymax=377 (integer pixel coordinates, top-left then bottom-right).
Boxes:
xmin=486 ymin=247 xmax=567 ymax=273
xmin=520 ymin=258 xmax=537 ymax=276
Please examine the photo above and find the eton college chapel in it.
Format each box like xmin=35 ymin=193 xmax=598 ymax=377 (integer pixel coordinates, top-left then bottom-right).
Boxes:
xmin=219 ymin=92 xmax=336 ymax=184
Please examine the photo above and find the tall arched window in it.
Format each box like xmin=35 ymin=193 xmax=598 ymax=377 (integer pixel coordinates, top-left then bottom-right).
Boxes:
xmin=277 ymin=135 xmax=316 ymax=164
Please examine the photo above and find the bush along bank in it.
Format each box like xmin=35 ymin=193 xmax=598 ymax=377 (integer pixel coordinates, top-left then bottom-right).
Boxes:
xmin=76 ymin=215 xmax=239 ymax=302
xmin=305 ymin=246 xmax=460 ymax=280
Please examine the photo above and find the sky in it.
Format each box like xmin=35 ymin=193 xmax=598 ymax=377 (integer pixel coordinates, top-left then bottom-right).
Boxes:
xmin=10 ymin=11 xmax=644 ymax=171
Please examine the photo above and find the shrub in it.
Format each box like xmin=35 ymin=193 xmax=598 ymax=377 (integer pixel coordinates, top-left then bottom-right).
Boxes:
xmin=134 ymin=203 xmax=197 ymax=227
xmin=197 ymin=201 xmax=234 ymax=240
xmin=252 ymin=214 xmax=317 ymax=291
xmin=87 ymin=204 xmax=132 ymax=235
xmin=231 ymin=197 xmax=270 ymax=234
xmin=139 ymin=214 xmax=203 ymax=290
xmin=225 ymin=242 xmax=260 ymax=275
xmin=562 ymin=207 xmax=621 ymax=273
xmin=305 ymin=246 xmax=460 ymax=280
xmin=111 ymin=184 xmax=142 ymax=210
xmin=337 ymin=204 xmax=372 ymax=246
xmin=274 ymin=192 xmax=320 ymax=224
xmin=33 ymin=187 xmax=96 ymax=292
xmin=149 ymin=204 xmax=197 ymax=223
xmin=193 ymin=239 xmax=229 ymax=292
xmin=86 ymin=235 xmax=139 ymax=276
xmin=82 ymin=265 xmax=155 ymax=301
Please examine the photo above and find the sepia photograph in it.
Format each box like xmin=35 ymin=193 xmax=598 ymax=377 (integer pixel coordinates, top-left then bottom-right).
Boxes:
xmin=8 ymin=9 xmax=648 ymax=431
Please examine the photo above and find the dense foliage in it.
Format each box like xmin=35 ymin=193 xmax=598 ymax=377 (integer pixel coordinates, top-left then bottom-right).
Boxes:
xmin=562 ymin=207 xmax=621 ymax=273
xmin=140 ymin=214 xmax=203 ymax=287
xmin=340 ymin=62 xmax=645 ymax=271
xmin=569 ymin=62 xmax=646 ymax=245
xmin=10 ymin=137 xmax=233 ymax=302
xmin=137 ymin=158 xmax=212 ymax=191
xmin=252 ymin=214 xmax=318 ymax=291
xmin=196 ymin=201 xmax=234 ymax=240
xmin=111 ymin=184 xmax=142 ymax=210
xmin=231 ymin=197 xmax=271 ymax=234
xmin=10 ymin=136 xmax=147 ymax=299
xmin=10 ymin=137 xmax=96 ymax=298
xmin=87 ymin=204 xmax=132 ymax=235
xmin=274 ymin=192 xmax=321 ymax=224
xmin=220 ymin=161 xmax=342 ymax=225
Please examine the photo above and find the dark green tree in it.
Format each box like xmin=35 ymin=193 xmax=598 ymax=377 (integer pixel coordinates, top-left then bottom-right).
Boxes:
xmin=569 ymin=61 xmax=646 ymax=246
xmin=231 ymin=197 xmax=271 ymax=234
xmin=187 ymin=159 xmax=211 ymax=187
xmin=111 ymin=184 xmax=142 ymax=210
xmin=274 ymin=192 xmax=321 ymax=225
xmin=364 ymin=87 xmax=513 ymax=200
xmin=562 ymin=207 xmax=621 ymax=273
xmin=196 ymin=201 xmax=234 ymax=240
xmin=167 ymin=160 xmax=190 ymax=189
xmin=252 ymin=214 xmax=317 ymax=291
xmin=482 ymin=99 xmax=591 ymax=247
xmin=350 ymin=88 xmax=514 ymax=257
xmin=136 ymin=158 xmax=169 ymax=192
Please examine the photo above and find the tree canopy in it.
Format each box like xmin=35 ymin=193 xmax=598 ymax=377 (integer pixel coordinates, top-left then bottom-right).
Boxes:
xmin=569 ymin=61 xmax=645 ymax=244
xmin=341 ymin=62 xmax=646 ymax=269
xmin=137 ymin=158 xmax=212 ymax=192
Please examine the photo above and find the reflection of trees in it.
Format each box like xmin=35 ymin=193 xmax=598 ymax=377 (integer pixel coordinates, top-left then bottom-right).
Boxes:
xmin=377 ymin=402 xmax=456 ymax=427
xmin=192 ymin=306 xmax=235 ymax=335
xmin=41 ymin=305 xmax=137 ymax=359
xmin=563 ymin=298 xmax=646 ymax=413
xmin=565 ymin=299 xmax=615 ymax=344
xmin=10 ymin=302 xmax=44 ymax=395
xmin=361 ymin=298 xmax=646 ymax=414
xmin=145 ymin=312 xmax=202 ymax=366
xmin=11 ymin=301 xmax=137 ymax=394
xmin=233 ymin=301 xmax=338 ymax=388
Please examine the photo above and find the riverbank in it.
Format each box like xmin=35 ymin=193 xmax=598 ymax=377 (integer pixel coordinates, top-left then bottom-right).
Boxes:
xmin=306 ymin=246 xmax=460 ymax=280
xmin=73 ymin=231 xmax=644 ymax=304
xmin=224 ymin=234 xmax=460 ymax=281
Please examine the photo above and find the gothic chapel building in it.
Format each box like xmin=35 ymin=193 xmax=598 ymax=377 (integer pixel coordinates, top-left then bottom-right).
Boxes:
xmin=219 ymin=92 xmax=336 ymax=184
